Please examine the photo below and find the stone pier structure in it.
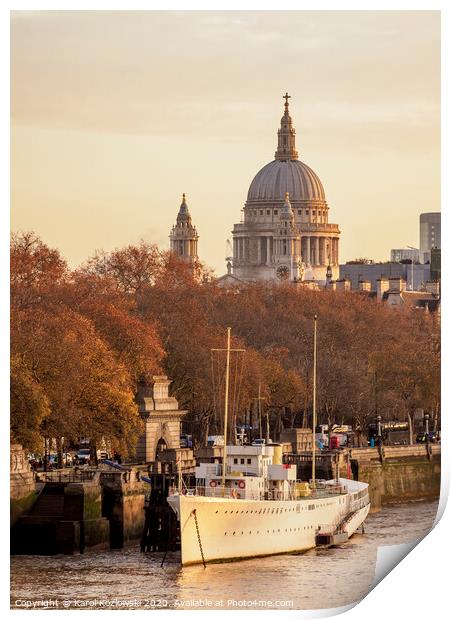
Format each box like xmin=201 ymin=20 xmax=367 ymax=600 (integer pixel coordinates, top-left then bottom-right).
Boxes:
xmin=135 ymin=375 xmax=187 ymax=463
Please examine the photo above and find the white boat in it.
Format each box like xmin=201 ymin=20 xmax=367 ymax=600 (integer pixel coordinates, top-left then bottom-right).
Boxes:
xmin=168 ymin=321 xmax=370 ymax=565
xmin=167 ymin=443 xmax=370 ymax=565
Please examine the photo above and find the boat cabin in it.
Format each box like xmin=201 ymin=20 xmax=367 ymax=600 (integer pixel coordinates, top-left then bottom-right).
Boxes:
xmin=194 ymin=443 xmax=296 ymax=500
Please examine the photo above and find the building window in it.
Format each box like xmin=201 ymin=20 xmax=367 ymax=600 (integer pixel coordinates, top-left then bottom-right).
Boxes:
xmin=247 ymin=458 xmax=251 ymax=464
xmin=233 ymin=458 xmax=238 ymax=464
xmin=240 ymin=458 xmax=245 ymax=465
xmin=298 ymin=210 xmax=302 ymax=215
xmin=306 ymin=210 xmax=309 ymax=215
xmin=313 ymin=210 xmax=316 ymax=216
xmin=260 ymin=210 xmax=263 ymax=215
xmin=274 ymin=210 xmax=278 ymax=215
xmin=267 ymin=210 xmax=270 ymax=215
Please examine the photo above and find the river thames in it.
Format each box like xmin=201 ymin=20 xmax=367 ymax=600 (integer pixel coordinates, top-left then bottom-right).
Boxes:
xmin=10 ymin=499 xmax=438 ymax=611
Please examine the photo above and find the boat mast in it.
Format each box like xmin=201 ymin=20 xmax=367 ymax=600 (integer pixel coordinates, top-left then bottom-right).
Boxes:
xmin=258 ymin=381 xmax=262 ymax=438
xmin=222 ymin=327 xmax=232 ymax=491
xmin=312 ymin=314 xmax=318 ymax=490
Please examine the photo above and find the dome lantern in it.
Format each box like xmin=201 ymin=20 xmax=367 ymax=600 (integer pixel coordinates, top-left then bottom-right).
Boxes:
xmin=275 ymin=92 xmax=298 ymax=162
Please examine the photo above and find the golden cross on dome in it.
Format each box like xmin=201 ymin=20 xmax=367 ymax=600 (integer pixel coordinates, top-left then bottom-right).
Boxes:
xmin=283 ymin=92 xmax=291 ymax=106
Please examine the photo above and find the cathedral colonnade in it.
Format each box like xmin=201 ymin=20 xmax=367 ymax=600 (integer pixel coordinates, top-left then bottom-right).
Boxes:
xmin=233 ymin=234 xmax=338 ymax=266
xmin=301 ymin=236 xmax=339 ymax=266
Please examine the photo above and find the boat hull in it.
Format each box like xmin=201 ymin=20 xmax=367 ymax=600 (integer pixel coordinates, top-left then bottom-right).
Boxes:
xmin=168 ymin=480 xmax=370 ymax=566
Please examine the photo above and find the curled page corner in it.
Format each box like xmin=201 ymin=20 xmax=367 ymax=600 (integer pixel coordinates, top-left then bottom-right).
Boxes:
xmin=371 ymin=540 xmax=419 ymax=590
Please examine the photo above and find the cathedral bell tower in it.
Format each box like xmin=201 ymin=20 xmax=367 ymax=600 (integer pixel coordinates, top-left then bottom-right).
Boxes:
xmin=274 ymin=192 xmax=302 ymax=281
xmin=169 ymin=193 xmax=199 ymax=262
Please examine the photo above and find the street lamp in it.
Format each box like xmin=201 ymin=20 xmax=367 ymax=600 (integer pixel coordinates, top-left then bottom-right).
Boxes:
xmin=424 ymin=413 xmax=430 ymax=444
xmin=376 ymin=415 xmax=382 ymax=446
xmin=407 ymin=246 xmax=419 ymax=291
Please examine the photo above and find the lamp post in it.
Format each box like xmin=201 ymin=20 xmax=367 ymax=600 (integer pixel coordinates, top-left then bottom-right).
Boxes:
xmin=424 ymin=413 xmax=430 ymax=444
xmin=377 ymin=415 xmax=382 ymax=446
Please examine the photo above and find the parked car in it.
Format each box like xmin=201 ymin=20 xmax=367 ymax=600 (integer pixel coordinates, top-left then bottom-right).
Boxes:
xmin=416 ymin=431 xmax=440 ymax=444
xmin=76 ymin=448 xmax=91 ymax=465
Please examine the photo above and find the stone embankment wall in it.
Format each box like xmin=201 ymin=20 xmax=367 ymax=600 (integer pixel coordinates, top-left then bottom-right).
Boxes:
xmin=347 ymin=445 xmax=441 ymax=511
xmin=100 ymin=468 xmax=148 ymax=548
xmin=10 ymin=444 xmax=37 ymax=526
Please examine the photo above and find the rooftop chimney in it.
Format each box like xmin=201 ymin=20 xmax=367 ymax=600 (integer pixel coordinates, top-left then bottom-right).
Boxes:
xmin=376 ymin=278 xmax=389 ymax=301
xmin=335 ymin=278 xmax=351 ymax=292
xmin=423 ymin=281 xmax=440 ymax=296
xmin=389 ymin=277 xmax=406 ymax=293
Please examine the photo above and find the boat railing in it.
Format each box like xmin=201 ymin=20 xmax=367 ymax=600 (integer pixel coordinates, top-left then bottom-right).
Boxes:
xmin=171 ymin=486 xmax=265 ymax=500
xmin=349 ymin=495 xmax=370 ymax=512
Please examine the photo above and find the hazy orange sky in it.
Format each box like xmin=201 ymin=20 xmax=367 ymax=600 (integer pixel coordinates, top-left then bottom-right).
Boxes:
xmin=11 ymin=11 xmax=440 ymax=274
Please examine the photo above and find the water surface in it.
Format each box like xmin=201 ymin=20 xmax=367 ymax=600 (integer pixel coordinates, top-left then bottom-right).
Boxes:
xmin=10 ymin=499 xmax=438 ymax=611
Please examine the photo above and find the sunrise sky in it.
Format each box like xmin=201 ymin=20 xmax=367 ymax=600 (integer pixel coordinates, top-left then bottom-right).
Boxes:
xmin=11 ymin=10 xmax=440 ymax=274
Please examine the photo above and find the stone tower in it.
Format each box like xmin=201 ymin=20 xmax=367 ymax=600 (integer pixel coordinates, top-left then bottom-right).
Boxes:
xmin=169 ymin=193 xmax=199 ymax=262
xmin=274 ymin=192 xmax=302 ymax=281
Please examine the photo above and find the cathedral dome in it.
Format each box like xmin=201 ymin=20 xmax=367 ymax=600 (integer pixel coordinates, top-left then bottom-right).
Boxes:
xmin=246 ymin=92 xmax=326 ymax=204
xmin=247 ymin=159 xmax=325 ymax=203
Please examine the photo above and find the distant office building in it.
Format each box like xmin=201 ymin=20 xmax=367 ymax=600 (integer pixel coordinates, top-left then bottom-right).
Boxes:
xmin=430 ymin=247 xmax=441 ymax=281
xmin=420 ymin=212 xmax=441 ymax=263
xmin=390 ymin=248 xmax=420 ymax=263
xmin=339 ymin=262 xmax=430 ymax=292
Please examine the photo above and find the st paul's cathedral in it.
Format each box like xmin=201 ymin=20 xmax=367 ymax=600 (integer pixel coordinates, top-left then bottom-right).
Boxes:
xmin=169 ymin=94 xmax=340 ymax=285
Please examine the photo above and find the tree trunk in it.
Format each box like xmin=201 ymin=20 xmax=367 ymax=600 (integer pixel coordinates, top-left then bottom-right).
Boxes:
xmin=44 ymin=437 xmax=48 ymax=472
xmin=407 ymin=411 xmax=413 ymax=445
xmin=90 ymin=442 xmax=98 ymax=466
xmin=56 ymin=436 xmax=63 ymax=470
